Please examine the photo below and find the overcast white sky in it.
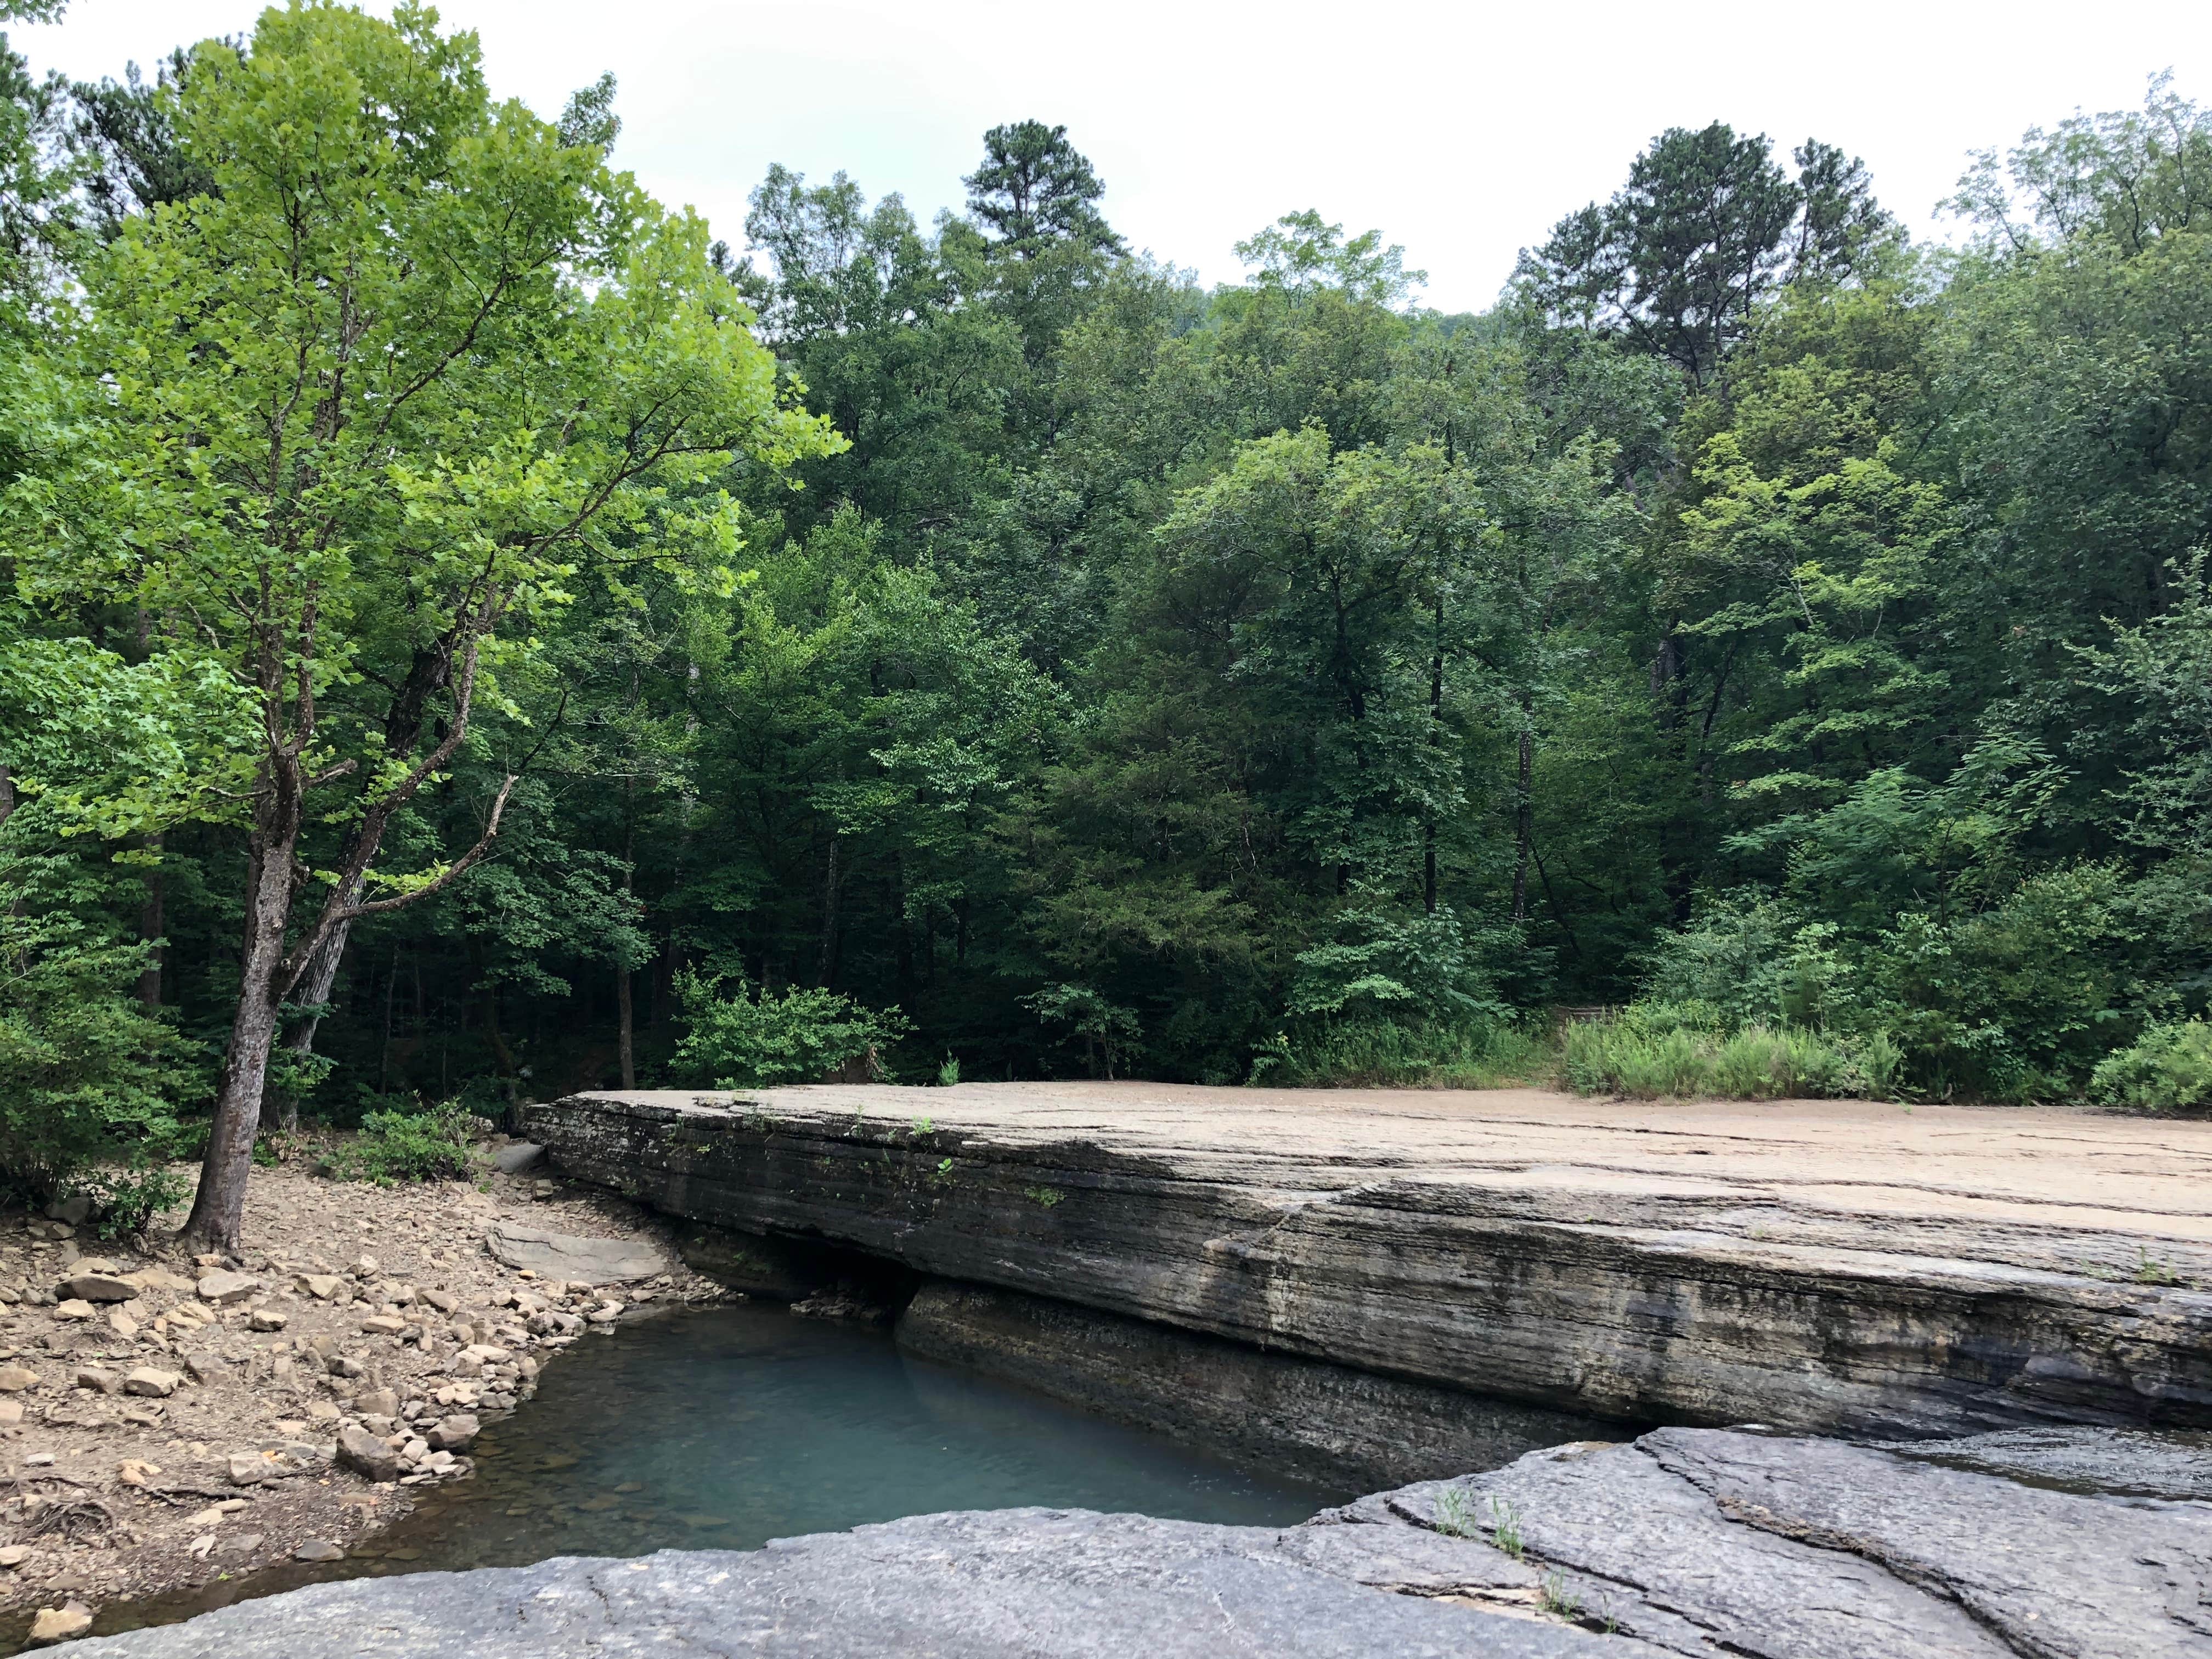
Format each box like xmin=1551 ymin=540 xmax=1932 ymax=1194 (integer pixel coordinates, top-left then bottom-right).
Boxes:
xmin=16 ymin=1 xmax=2212 ymax=311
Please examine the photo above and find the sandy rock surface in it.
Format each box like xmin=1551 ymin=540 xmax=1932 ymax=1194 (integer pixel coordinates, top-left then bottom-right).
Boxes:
xmin=0 ymin=1147 xmax=722 ymax=1629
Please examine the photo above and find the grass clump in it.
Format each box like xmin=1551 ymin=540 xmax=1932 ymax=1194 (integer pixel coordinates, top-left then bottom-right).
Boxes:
xmin=1561 ymin=1002 xmax=1902 ymax=1100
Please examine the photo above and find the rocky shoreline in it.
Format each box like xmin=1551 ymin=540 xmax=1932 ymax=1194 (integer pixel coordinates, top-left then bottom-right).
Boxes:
xmin=0 ymin=1150 xmax=723 ymax=1645
xmin=58 ymin=1425 xmax=2212 ymax=1657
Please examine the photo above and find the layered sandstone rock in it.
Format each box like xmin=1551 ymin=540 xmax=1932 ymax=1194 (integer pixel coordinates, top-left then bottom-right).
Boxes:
xmin=529 ymin=1084 xmax=2212 ymax=1438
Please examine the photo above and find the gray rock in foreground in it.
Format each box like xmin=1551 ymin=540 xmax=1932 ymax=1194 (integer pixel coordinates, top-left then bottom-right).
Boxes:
xmin=74 ymin=1510 xmax=1615 ymax=1659
xmin=71 ymin=1429 xmax=2212 ymax=1658
xmin=481 ymin=1222 xmax=665 ymax=1284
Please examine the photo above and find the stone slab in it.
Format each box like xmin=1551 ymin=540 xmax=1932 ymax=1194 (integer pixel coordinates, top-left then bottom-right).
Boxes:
xmin=67 ymin=1428 xmax=2212 ymax=1657
xmin=528 ymin=1084 xmax=2212 ymax=1436
xmin=482 ymin=1223 xmax=665 ymax=1285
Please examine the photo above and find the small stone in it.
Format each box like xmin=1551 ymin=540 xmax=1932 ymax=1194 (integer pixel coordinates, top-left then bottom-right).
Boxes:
xmin=218 ymin=1531 xmax=264 ymax=1556
xmin=249 ymin=1308 xmax=288 ymax=1333
xmin=50 ymin=1300 xmax=94 ymax=1322
xmin=117 ymin=1458 xmax=161 ymax=1486
xmin=296 ymin=1275 xmax=343 ymax=1301
xmin=421 ymin=1289 xmax=458 ymax=1314
xmin=22 ymin=1452 xmax=54 ymax=1467
xmin=183 ymin=1353 xmax=224 ymax=1384
xmin=304 ymin=1400 xmax=341 ymax=1424
xmin=57 ymin=1274 xmax=136 ymax=1304
xmin=0 ymin=1365 xmax=42 ymax=1392
xmin=183 ymin=1506 xmax=225 ymax=1527
xmin=105 ymin=1308 xmax=138 ymax=1340
xmin=122 ymin=1367 xmax=182 ymax=1397
xmin=350 ymin=1255 xmax=380 ymax=1279
xmin=0 ymin=1545 xmax=27 ymax=1566
xmin=353 ymin=1388 xmax=399 ymax=1418
xmin=335 ymin=1423 xmax=399 ymax=1482
xmin=226 ymin=1451 xmax=269 ymax=1486
xmin=359 ymin=1316 xmax=407 ymax=1336
xmin=293 ymin=1538 xmax=344 ymax=1562
xmin=120 ymin=1405 xmax=164 ymax=1427
xmin=196 ymin=1271 xmax=262 ymax=1305
xmin=26 ymin=1602 xmax=91 ymax=1645
xmin=328 ymin=1356 xmax=366 ymax=1380
xmin=73 ymin=1367 xmax=118 ymax=1396
xmin=42 ymin=1196 xmax=92 ymax=1226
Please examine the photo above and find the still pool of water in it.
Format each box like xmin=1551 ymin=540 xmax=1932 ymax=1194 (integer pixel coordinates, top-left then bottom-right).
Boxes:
xmin=29 ymin=1302 xmax=1345 ymax=1647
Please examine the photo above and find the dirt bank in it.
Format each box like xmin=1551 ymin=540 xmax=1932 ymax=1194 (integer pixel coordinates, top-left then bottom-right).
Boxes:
xmin=0 ymin=1145 xmax=724 ymax=1634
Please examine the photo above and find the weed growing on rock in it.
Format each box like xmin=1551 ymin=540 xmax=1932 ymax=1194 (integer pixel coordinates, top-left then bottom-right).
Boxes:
xmin=2133 ymin=1248 xmax=2183 ymax=1286
xmin=1025 ymin=1187 xmax=1065 ymax=1208
xmin=1488 ymin=1494 xmax=1525 ymax=1560
xmin=1432 ymin=1488 xmax=1480 ymax=1538
xmin=1539 ymin=1570 xmax=1581 ymax=1620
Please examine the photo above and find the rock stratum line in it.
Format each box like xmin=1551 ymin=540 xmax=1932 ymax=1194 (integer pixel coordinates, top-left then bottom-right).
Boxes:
xmin=528 ymin=1084 xmax=2212 ymax=1437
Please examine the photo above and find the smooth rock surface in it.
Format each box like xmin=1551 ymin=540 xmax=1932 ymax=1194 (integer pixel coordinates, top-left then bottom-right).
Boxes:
xmin=532 ymin=1084 xmax=2212 ymax=1435
xmin=66 ymin=1428 xmax=2211 ymax=1658
xmin=1378 ymin=1427 xmax=2212 ymax=1657
xmin=1883 ymin=1423 xmax=2212 ymax=1499
xmin=481 ymin=1223 xmax=665 ymax=1285
xmin=488 ymin=1142 xmax=545 ymax=1175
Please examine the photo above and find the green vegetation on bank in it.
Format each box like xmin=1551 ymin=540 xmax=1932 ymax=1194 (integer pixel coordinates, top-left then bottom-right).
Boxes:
xmin=4 ymin=7 xmax=2212 ymax=1229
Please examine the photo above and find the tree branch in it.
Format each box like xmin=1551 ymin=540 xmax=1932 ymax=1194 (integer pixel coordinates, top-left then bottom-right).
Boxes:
xmin=338 ymin=774 xmax=517 ymax=921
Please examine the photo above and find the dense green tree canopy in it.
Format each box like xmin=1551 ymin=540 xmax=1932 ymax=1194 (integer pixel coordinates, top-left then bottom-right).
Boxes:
xmin=6 ymin=1 xmax=2212 ymax=1203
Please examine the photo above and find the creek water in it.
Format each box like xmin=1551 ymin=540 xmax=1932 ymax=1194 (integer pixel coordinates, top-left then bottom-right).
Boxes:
xmin=19 ymin=1302 xmax=1344 ymax=1648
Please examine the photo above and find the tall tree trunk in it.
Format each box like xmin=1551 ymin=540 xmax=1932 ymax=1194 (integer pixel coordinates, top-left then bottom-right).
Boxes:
xmin=379 ymin=944 xmax=398 ymax=1093
xmin=1511 ymin=693 xmax=1534 ymax=926
xmin=275 ymin=884 xmax=358 ymax=1133
xmin=1424 ymin=599 xmax=1443 ymax=916
xmin=616 ymin=812 xmax=635 ymax=1088
xmin=137 ymin=837 xmax=165 ymax=1008
xmin=180 ymin=803 xmax=299 ymax=1255
xmin=0 ymin=765 xmax=20 ymax=953
xmin=616 ymin=963 xmax=635 ymax=1089
xmin=817 ymin=832 xmax=840 ymax=988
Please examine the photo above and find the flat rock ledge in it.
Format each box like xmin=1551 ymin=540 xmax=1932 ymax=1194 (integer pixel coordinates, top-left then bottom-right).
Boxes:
xmin=528 ymin=1086 xmax=2212 ymax=1437
xmin=68 ymin=1429 xmax=2212 ymax=1658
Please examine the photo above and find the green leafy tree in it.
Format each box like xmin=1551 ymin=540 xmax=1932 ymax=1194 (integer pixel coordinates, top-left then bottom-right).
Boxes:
xmin=16 ymin=4 xmax=835 ymax=1249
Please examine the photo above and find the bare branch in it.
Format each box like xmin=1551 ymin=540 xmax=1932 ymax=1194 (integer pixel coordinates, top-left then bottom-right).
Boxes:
xmin=338 ymin=773 xmax=517 ymax=921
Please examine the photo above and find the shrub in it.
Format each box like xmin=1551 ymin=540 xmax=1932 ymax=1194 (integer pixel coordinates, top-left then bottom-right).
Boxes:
xmin=327 ymin=1102 xmax=485 ymax=1184
xmin=2091 ymin=1020 xmax=2212 ymax=1114
xmin=0 ymin=865 xmax=198 ymax=1207
xmin=675 ymin=972 xmax=911 ymax=1088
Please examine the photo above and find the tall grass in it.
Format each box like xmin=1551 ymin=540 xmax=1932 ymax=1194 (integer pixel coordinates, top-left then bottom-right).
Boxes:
xmin=1561 ymin=1005 xmax=1903 ymax=1101
xmin=1256 ymin=1017 xmax=1549 ymax=1088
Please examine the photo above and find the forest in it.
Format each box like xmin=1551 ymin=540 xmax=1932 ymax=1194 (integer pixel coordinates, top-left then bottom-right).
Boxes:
xmin=4 ymin=3 xmax=2211 ymax=1242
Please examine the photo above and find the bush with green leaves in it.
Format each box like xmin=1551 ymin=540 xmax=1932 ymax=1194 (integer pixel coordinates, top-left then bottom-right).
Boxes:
xmin=2091 ymin=1020 xmax=2212 ymax=1114
xmin=0 ymin=855 xmax=199 ymax=1210
xmin=327 ymin=1102 xmax=486 ymax=1184
xmin=1251 ymin=907 xmax=1531 ymax=1086
xmin=675 ymin=972 xmax=911 ymax=1088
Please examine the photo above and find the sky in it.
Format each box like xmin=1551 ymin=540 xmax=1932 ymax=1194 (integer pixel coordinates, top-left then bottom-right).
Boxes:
xmin=15 ymin=0 xmax=2212 ymax=312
